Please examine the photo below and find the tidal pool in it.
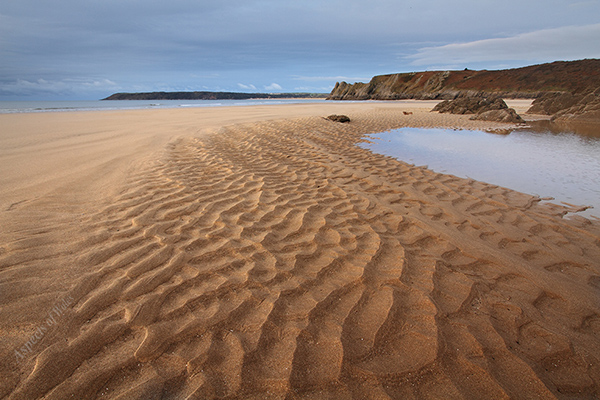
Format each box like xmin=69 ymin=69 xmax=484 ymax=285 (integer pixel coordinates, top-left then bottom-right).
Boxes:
xmin=361 ymin=125 xmax=600 ymax=218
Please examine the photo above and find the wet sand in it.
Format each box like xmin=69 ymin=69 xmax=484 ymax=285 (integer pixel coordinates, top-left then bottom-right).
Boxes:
xmin=1 ymin=102 xmax=599 ymax=399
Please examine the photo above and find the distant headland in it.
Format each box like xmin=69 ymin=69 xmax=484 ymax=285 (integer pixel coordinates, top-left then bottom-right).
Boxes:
xmin=102 ymin=91 xmax=328 ymax=100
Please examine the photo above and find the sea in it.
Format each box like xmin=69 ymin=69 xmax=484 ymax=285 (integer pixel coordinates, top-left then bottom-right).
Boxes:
xmin=0 ymin=98 xmax=329 ymax=114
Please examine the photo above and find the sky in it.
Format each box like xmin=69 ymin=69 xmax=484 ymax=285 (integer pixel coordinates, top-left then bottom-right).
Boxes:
xmin=1 ymin=0 xmax=599 ymax=100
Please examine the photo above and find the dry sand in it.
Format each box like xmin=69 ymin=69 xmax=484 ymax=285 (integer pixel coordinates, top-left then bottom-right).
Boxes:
xmin=1 ymin=102 xmax=599 ymax=399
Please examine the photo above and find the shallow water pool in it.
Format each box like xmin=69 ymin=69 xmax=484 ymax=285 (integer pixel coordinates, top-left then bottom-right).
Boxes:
xmin=361 ymin=125 xmax=600 ymax=218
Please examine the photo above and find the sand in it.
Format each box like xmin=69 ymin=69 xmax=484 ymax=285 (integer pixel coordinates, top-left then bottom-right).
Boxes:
xmin=1 ymin=101 xmax=599 ymax=399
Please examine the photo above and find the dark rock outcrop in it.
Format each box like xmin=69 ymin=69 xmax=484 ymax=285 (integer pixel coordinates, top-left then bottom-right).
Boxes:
xmin=432 ymin=97 xmax=525 ymax=123
xmin=526 ymin=92 xmax=585 ymax=115
xmin=551 ymin=88 xmax=600 ymax=124
xmin=527 ymin=87 xmax=600 ymax=125
xmin=328 ymin=59 xmax=600 ymax=101
xmin=470 ymin=109 xmax=525 ymax=123
xmin=432 ymin=97 xmax=508 ymax=115
xmin=326 ymin=114 xmax=351 ymax=123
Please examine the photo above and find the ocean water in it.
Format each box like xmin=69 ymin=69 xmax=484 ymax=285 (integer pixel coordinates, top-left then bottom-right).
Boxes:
xmin=361 ymin=124 xmax=600 ymax=218
xmin=0 ymin=98 xmax=329 ymax=113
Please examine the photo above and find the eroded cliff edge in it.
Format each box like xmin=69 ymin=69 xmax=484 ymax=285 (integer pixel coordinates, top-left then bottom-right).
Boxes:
xmin=327 ymin=59 xmax=600 ymax=101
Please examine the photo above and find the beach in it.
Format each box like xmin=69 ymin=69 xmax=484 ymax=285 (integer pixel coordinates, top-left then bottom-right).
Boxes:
xmin=1 ymin=101 xmax=599 ymax=399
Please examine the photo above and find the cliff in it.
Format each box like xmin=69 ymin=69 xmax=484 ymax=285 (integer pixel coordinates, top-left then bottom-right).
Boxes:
xmin=328 ymin=59 xmax=600 ymax=100
xmin=103 ymin=91 xmax=328 ymax=100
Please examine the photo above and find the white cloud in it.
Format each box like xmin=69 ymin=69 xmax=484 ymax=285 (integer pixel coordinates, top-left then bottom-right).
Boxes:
xmin=237 ymin=83 xmax=257 ymax=90
xmin=0 ymin=78 xmax=118 ymax=97
xmin=408 ymin=23 xmax=600 ymax=66
xmin=294 ymin=86 xmax=335 ymax=92
xmin=264 ymin=83 xmax=282 ymax=91
xmin=292 ymin=75 xmax=369 ymax=82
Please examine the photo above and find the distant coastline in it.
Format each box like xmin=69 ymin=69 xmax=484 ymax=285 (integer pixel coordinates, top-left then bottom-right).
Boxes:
xmin=102 ymin=91 xmax=328 ymax=101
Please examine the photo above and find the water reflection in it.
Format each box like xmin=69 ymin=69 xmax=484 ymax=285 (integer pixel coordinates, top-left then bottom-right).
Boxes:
xmin=527 ymin=119 xmax=600 ymax=139
xmin=361 ymin=125 xmax=600 ymax=218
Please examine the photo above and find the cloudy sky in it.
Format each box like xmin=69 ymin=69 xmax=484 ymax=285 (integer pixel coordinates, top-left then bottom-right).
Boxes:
xmin=1 ymin=0 xmax=599 ymax=100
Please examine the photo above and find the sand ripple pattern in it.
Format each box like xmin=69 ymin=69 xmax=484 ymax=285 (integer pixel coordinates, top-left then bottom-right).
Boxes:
xmin=4 ymin=112 xmax=600 ymax=399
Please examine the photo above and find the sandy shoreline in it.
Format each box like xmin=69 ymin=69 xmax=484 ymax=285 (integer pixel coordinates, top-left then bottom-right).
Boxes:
xmin=1 ymin=102 xmax=599 ymax=399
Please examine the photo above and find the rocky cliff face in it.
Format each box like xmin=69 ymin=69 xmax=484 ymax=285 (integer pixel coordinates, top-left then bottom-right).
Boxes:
xmin=328 ymin=59 xmax=600 ymax=101
xmin=329 ymin=72 xmax=468 ymax=100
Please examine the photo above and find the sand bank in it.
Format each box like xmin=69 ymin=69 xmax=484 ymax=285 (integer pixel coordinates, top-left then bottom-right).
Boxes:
xmin=1 ymin=102 xmax=599 ymax=399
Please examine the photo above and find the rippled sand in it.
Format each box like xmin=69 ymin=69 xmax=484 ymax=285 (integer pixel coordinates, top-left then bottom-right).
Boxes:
xmin=1 ymin=103 xmax=599 ymax=399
